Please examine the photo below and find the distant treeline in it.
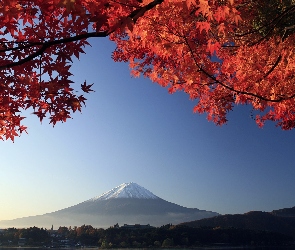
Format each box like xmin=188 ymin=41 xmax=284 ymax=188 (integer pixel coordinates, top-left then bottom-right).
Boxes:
xmin=0 ymin=224 xmax=293 ymax=248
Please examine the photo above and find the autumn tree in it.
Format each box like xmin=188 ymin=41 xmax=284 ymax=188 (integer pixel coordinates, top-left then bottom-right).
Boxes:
xmin=1 ymin=0 xmax=295 ymax=140
xmin=112 ymin=0 xmax=295 ymax=129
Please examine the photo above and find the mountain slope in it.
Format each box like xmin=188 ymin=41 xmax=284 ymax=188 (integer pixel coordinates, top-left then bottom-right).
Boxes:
xmin=271 ymin=206 xmax=295 ymax=217
xmin=89 ymin=182 xmax=159 ymax=200
xmin=0 ymin=183 xmax=219 ymax=228
xmin=181 ymin=210 xmax=295 ymax=238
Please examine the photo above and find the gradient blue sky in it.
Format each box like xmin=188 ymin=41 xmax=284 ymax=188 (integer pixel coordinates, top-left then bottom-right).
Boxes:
xmin=1 ymin=38 xmax=295 ymax=222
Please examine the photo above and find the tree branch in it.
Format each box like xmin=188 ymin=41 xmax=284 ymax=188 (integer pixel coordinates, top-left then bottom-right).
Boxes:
xmin=183 ymin=36 xmax=295 ymax=103
xmin=235 ymin=4 xmax=295 ymax=44
xmin=0 ymin=32 xmax=109 ymax=70
xmin=0 ymin=0 xmax=164 ymax=70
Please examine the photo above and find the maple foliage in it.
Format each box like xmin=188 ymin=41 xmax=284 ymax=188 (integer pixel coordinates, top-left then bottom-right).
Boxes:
xmin=1 ymin=0 xmax=295 ymax=140
xmin=112 ymin=0 xmax=295 ymax=130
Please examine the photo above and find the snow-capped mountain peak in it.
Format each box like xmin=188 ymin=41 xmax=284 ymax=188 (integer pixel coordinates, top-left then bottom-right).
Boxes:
xmin=89 ymin=182 xmax=160 ymax=201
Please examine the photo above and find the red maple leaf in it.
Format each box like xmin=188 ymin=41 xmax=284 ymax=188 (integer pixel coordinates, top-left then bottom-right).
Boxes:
xmin=81 ymin=81 xmax=94 ymax=93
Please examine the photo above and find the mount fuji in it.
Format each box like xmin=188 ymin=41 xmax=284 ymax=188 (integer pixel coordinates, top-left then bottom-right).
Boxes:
xmin=0 ymin=183 xmax=219 ymax=228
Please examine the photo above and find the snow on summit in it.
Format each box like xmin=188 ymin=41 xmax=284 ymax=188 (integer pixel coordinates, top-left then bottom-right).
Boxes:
xmin=90 ymin=183 xmax=160 ymax=201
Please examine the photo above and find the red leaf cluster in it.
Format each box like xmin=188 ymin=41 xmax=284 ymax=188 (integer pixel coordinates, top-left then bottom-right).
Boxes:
xmin=1 ymin=0 xmax=295 ymax=140
xmin=111 ymin=0 xmax=295 ymax=129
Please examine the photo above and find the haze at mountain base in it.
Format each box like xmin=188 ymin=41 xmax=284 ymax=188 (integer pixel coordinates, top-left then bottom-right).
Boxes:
xmin=0 ymin=183 xmax=219 ymax=228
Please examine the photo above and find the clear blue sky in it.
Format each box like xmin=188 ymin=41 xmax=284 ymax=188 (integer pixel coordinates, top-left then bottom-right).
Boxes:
xmin=1 ymin=38 xmax=295 ymax=222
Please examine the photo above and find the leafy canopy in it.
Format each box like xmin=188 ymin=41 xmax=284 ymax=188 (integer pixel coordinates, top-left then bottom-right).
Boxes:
xmin=1 ymin=0 xmax=295 ymax=140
